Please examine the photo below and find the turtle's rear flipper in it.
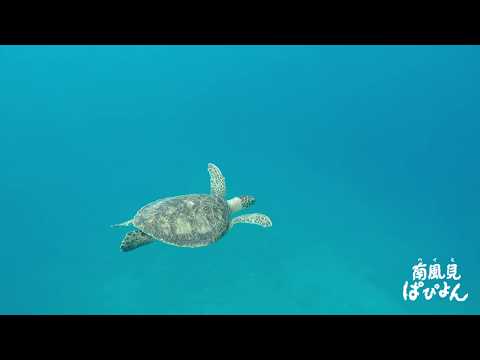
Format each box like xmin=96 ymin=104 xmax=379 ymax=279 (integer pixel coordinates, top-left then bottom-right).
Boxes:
xmin=111 ymin=219 xmax=133 ymax=228
xmin=120 ymin=230 xmax=156 ymax=252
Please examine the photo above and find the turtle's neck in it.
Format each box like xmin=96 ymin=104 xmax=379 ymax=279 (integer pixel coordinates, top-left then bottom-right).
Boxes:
xmin=227 ymin=197 xmax=242 ymax=212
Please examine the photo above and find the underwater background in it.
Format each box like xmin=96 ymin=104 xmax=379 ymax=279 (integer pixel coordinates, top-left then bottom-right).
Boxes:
xmin=0 ymin=45 xmax=479 ymax=314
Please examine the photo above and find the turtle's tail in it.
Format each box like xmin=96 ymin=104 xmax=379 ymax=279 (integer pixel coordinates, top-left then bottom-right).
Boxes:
xmin=111 ymin=219 xmax=133 ymax=228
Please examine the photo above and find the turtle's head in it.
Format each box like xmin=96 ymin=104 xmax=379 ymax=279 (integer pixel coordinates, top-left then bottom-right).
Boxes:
xmin=240 ymin=195 xmax=256 ymax=209
xmin=227 ymin=195 xmax=256 ymax=212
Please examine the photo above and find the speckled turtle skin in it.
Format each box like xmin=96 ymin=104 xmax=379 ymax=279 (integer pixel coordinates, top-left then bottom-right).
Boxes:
xmin=132 ymin=194 xmax=230 ymax=248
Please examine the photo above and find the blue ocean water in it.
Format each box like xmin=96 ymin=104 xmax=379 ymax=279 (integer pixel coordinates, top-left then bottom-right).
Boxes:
xmin=0 ymin=45 xmax=479 ymax=314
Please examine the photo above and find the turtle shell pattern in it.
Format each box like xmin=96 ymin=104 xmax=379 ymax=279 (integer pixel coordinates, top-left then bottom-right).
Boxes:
xmin=132 ymin=194 xmax=230 ymax=247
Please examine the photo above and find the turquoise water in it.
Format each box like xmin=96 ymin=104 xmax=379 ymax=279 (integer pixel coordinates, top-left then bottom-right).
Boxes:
xmin=1 ymin=45 xmax=479 ymax=314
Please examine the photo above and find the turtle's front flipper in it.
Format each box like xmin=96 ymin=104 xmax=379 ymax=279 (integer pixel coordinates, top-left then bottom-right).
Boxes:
xmin=230 ymin=213 xmax=272 ymax=229
xmin=208 ymin=163 xmax=226 ymax=198
xmin=120 ymin=230 xmax=156 ymax=252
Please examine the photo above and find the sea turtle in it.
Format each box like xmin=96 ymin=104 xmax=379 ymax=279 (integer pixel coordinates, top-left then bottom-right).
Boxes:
xmin=112 ymin=163 xmax=272 ymax=251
